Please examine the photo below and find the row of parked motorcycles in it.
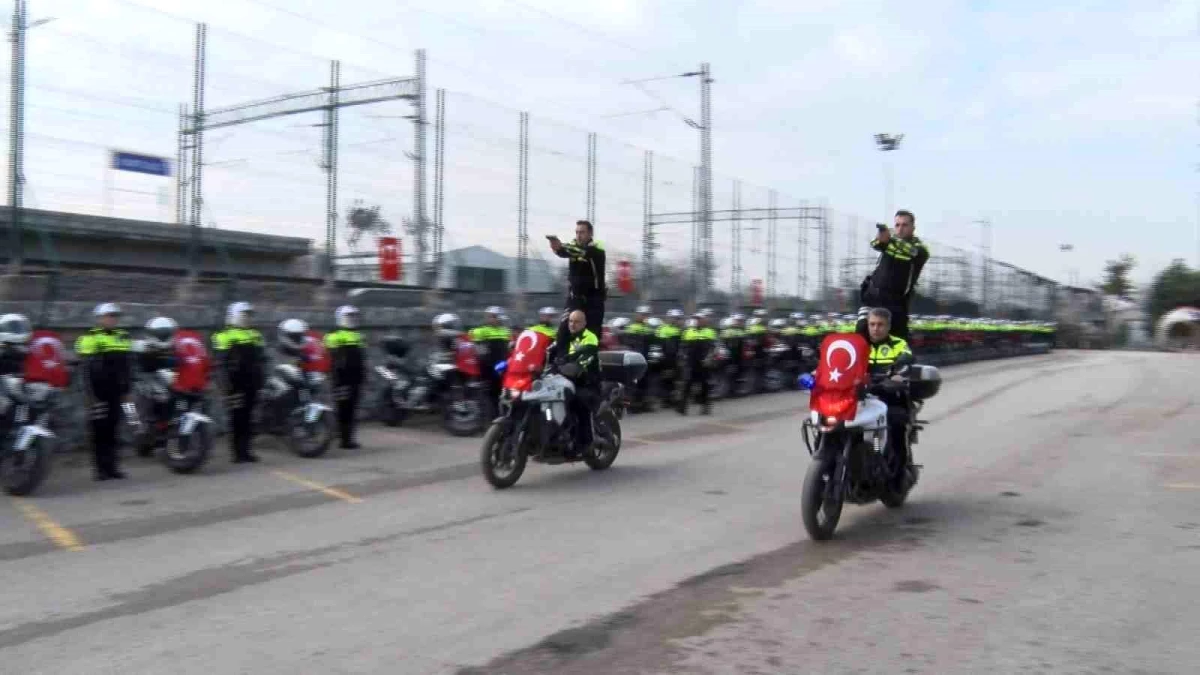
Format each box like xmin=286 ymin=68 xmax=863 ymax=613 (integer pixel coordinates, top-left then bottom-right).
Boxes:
xmin=0 ymin=328 xmax=338 ymax=496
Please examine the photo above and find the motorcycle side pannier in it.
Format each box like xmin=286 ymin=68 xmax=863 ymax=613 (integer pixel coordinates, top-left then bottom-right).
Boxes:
xmin=908 ymin=364 xmax=942 ymax=400
xmin=598 ymin=350 xmax=648 ymax=385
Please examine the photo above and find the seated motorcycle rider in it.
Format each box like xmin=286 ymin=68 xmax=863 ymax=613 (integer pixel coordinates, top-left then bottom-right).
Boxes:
xmin=865 ymin=307 xmax=917 ymax=486
xmin=131 ymin=316 xmax=179 ymax=456
xmin=546 ymin=309 xmax=601 ymax=454
xmin=431 ymin=313 xmax=464 ymax=365
xmin=0 ymin=313 xmax=31 ymax=378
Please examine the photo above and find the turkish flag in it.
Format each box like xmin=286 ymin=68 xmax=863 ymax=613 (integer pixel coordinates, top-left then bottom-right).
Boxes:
xmin=750 ymin=279 xmax=764 ymax=306
xmin=810 ymin=332 xmax=869 ymax=423
xmin=301 ymin=330 xmax=332 ymax=373
xmin=172 ymin=329 xmax=211 ymax=393
xmin=454 ymin=336 xmax=481 ymax=378
xmin=503 ymin=328 xmax=552 ymax=391
xmin=23 ymin=330 xmax=70 ymax=388
xmin=379 ymin=236 xmax=401 ymax=282
xmin=617 ymin=260 xmax=634 ymax=294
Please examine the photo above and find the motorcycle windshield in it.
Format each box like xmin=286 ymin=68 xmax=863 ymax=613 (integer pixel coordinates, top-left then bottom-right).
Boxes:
xmin=809 ymin=333 xmax=869 ymax=423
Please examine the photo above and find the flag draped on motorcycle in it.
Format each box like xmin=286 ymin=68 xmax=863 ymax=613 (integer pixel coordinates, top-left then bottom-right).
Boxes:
xmin=302 ymin=330 xmax=332 ymax=373
xmin=172 ymin=329 xmax=211 ymax=393
xmin=23 ymin=330 xmax=70 ymax=388
xmin=811 ymin=333 xmax=869 ymax=423
xmin=503 ymin=329 xmax=552 ymax=392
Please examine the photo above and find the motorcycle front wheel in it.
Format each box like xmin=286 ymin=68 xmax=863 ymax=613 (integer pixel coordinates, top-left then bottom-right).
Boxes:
xmin=444 ymin=388 xmax=485 ymax=437
xmin=1 ymin=437 xmax=52 ymax=496
xmin=801 ymin=455 xmax=844 ymax=541
xmin=162 ymin=424 xmax=211 ymax=474
xmin=289 ymin=408 xmax=333 ymax=458
xmin=480 ymin=422 xmax=526 ymax=489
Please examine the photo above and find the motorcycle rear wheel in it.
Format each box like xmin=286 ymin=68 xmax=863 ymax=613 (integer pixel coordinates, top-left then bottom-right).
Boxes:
xmin=480 ymin=422 xmax=526 ymax=489
xmin=289 ymin=409 xmax=333 ymax=458
xmin=584 ymin=409 xmax=621 ymax=471
xmin=162 ymin=424 xmax=211 ymax=474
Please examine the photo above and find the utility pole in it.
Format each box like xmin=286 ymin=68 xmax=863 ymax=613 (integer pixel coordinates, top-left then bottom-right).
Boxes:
xmin=586 ymin=131 xmax=596 ymax=223
xmin=642 ymin=150 xmax=654 ymax=300
xmin=517 ymin=111 xmax=529 ymax=292
xmin=320 ymin=60 xmax=340 ymax=280
xmin=874 ymin=133 xmax=903 ymax=222
xmin=731 ymin=179 xmax=742 ymax=305
xmin=767 ymin=188 xmax=778 ymax=303
xmin=7 ymin=0 xmax=27 ymax=274
xmin=977 ymin=218 xmax=992 ymax=313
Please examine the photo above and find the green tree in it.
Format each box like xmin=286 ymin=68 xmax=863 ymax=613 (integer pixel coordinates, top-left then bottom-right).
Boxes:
xmin=1100 ymin=254 xmax=1136 ymax=299
xmin=1145 ymin=259 xmax=1200 ymax=325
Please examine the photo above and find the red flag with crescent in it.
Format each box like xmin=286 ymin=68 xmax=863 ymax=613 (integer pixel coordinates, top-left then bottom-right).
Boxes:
xmin=502 ymin=329 xmax=552 ymax=391
xmin=302 ymin=330 xmax=331 ymax=373
xmin=172 ymin=329 xmax=211 ymax=393
xmin=23 ymin=330 xmax=70 ymax=388
xmin=455 ymin=335 xmax=481 ymax=378
xmin=810 ymin=333 xmax=869 ymax=422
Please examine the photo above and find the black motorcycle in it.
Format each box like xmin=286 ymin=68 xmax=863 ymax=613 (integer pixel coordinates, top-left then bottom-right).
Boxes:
xmin=799 ymin=359 xmax=941 ymax=540
xmin=0 ymin=374 xmax=57 ymax=496
xmin=130 ymin=368 xmax=214 ymax=474
xmin=480 ymin=351 xmax=646 ymax=489
xmin=374 ymin=339 xmax=487 ymax=437
xmin=257 ymin=363 xmax=334 ymax=458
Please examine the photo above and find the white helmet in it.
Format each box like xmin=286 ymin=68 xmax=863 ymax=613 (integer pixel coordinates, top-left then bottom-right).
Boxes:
xmin=94 ymin=302 xmax=121 ymax=317
xmin=226 ymin=302 xmax=254 ymax=327
xmin=277 ymin=318 xmax=309 ymax=351
xmin=719 ymin=317 xmax=734 ymax=329
xmin=336 ymin=305 xmax=360 ymax=329
xmin=666 ymin=308 xmax=684 ymax=319
xmin=0 ymin=313 xmax=32 ymax=345
xmin=485 ymin=306 xmax=504 ymax=317
xmin=432 ymin=313 xmax=462 ymax=338
xmin=647 ymin=317 xmax=663 ymax=329
xmin=635 ymin=304 xmax=652 ymax=315
xmin=769 ymin=318 xmax=788 ymax=330
xmin=609 ymin=317 xmax=631 ymax=331
xmin=538 ymin=306 xmax=558 ymax=322
xmin=144 ymin=316 xmax=178 ymax=350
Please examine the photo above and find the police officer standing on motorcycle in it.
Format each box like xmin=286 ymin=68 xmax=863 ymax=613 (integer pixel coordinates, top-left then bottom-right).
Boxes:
xmin=858 ymin=210 xmax=930 ymax=342
xmin=679 ymin=311 xmax=717 ymax=416
xmin=131 ymin=317 xmax=179 ymax=457
xmin=326 ymin=305 xmax=366 ymax=450
xmin=548 ymin=309 xmax=601 ymax=454
xmin=75 ymin=303 xmax=134 ymax=480
xmin=213 ymin=302 xmax=266 ymax=464
xmin=549 ymin=220 xmax=607 ymax=342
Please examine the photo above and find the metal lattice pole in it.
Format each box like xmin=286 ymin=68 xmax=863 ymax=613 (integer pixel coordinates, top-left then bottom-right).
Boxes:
xmin=731 ymin=179 xmax=742 ymax=303
xmin=691 ymin=165 xmax=700 ymax=305
xmin=7 ymin=0 xmax=25 ymax=273
xmin=517 ymin=111 xmax=529 ymax=290
xmin=818 ymin=203 xmax=831 ymax=307
xmin=412 ymin=49 xmax=429 ymax=286
xmin=797 ymin=201 xmax=808 ymax=300
xmin=175 ymin=104 xmax=188 ymax=225
xmin=767 ymin=188 xmax=778 ymax=302
xmin=698 ymin=62 xmax=713 ymax=299
xmin=586 ymin=131 xmax=596 ymax=223
xmin=433 ymin=88 xmax=445 ymax=282
xmin=323 ymin=60 xmax=340 ymax=282
xmin=188 ymin=22 xmax=207 ymax=276
xmin=642 ymin=150 xmax=653 ymax=300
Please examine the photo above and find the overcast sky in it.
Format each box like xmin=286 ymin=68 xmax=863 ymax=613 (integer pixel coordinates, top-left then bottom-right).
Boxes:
xmin=7 ymin=0 xmax=1198 ymax=294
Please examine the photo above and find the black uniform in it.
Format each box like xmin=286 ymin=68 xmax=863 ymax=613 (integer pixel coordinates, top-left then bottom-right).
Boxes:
xmin=325 ymin=328 xmax=367 ymax=448
xmin=859 ymin=234 xmax=930 ymax=341
xmin=679 ymin=325 xmax=717 ymax=415
xmin=622 ymin=321 xmax=654 ymax=408
xmin=213 ymin=326 xmax=266 ymax=463
xmin=74 ymin=327 xmax=134 ymax=479
xmin=555 ymin=239 xmax=607 ymax=343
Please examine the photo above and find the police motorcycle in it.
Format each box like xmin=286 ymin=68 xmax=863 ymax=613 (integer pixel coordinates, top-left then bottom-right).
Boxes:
xmin=128 ymin=318 xmax=215 ymax=474
xmin=0 ymin=314 xmax=56 ymax=496
xmin=373 ymin=313 xmax=487 ymax=436
xmin=797 ymin=333 xmax=941 ymax=541
xmin=256 ymin=319 xmax=334 ymax=458
xmin=480 ymin=328 xmax=646 ymax=489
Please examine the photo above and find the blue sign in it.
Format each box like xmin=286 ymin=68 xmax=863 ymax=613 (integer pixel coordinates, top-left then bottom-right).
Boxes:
xmin=111 ymin=151 xmax=171 ymax=177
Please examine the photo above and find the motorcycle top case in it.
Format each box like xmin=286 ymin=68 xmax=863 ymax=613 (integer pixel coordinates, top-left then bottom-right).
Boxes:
xmin=907 ymin=364 xmax=942 ymax=401
xmin=172 ymin=329 xmax=211 ymax=393
xmin=23 ymin=329 xmax=70 ymax=388
xmin=598 ymin=350 xmax=648 ymax=385
xmin=301 ymin=330 xmax=331 ymax=373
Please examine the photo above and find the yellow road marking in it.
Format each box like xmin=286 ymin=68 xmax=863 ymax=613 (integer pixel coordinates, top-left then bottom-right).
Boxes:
xmin=626 ymin=436 xmax=662 ymax=445
xmin=11 ymin=498 xmax=85 ymax=552
xmin=271 ymin=469 xmax=363 ymax=504
xmin=1165 ymin=483 xmax=1200 ymax=490
xmin=708 ymin=421 xmax=749 ymax=431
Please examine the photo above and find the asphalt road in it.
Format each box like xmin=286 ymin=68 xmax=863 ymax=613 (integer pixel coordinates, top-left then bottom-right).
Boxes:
xmin=1 ymin=351 xmax=1196 ymax=674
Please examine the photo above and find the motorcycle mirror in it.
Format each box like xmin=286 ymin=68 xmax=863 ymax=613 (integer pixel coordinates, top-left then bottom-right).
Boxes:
xmin=494 ymin=360 xmax=508 ymax=373
xmin=797 ymin=373 xmax=815 ymax=390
